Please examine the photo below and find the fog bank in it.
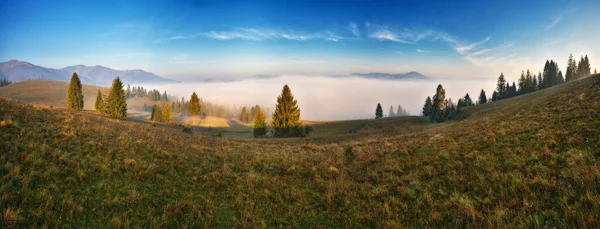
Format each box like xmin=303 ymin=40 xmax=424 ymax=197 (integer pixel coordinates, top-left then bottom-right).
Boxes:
xmin=143 ymin=75 xmax=497 ymax=120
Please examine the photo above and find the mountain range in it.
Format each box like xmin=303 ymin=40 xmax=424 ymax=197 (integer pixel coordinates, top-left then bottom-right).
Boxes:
xmin=350 ymin=71 xmax=429 ymax=80
xmin=0 ymin=60 xmax=178 ymax=86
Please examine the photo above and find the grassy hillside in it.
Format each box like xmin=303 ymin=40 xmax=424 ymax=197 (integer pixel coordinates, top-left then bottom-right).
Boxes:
xmin=1 ymin=75 xmax=600 ymax=228
xmin=0 ymin=79 xmax=162 ymax=112
xmin=0 ymin=80 xmax=104 ymax=110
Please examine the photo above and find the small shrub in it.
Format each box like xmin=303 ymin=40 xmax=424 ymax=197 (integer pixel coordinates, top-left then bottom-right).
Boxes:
xmin=182 ymin=125 xmax=192 ymax=134
xmin=304 ymin=125 xmax=313 ymax=136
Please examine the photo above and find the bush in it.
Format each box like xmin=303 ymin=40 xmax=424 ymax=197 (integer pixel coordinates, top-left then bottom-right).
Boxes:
xmin=304 ymin=125 xmax=313 ymax=136
xmin=182 ymin=125 xmax=192 ymax=134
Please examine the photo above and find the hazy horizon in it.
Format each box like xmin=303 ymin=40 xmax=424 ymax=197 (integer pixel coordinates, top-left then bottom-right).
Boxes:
xmin=139 ymin=75 xmax=497 ymax=120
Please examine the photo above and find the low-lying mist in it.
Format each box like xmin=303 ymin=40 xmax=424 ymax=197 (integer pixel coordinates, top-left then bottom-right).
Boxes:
xmin=143 ymin=75 xmax=497 ymax=121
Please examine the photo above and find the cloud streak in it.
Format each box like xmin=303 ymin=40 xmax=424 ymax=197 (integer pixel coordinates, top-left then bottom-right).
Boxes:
xmin=454 ymin=37 xmax=490 ymax=55
xmin=157 ymin=28 xmax=343 ymax=43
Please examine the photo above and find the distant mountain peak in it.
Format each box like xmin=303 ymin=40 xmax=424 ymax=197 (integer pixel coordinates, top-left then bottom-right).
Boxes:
xmin=351 ymin=71 xmax=429 ymax=80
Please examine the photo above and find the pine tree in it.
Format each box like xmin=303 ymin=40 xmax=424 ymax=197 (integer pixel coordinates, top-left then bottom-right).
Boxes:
xmin=566 ymin=54 xmax=577 ymax=82
xmin=272 ymin=85 xmax=302 ymax=137
xmin=94 ymin=89 xmax=104 ymax=113
xmin=253 ymin=106 xmax=267 ymax=137
xmin=188 ymin=92 xmax=201 ymax=116
xmin=162 ymin=102 xmax=174 ymax=124
xmin=595 ymin=68 xmax=597 ymax=74
xmin=66 ymin=72 xmax=84 ymax=111
xmin=432 ymin=84 xmax=446 ymax=122
xmin=478 ymin=89 xmax=487 ymax=104
xmin=583 ymin=55 xmax=591 ymax=76
xmin=220 ymin=108 xmax=227 ymax=118
xmin=104 ymin=77 xmax=127 ymax=119
xmin=375 ymin=103 xmax=383 ymax=119
xmin=150 ymin=104 xmax=158 ymax=121
xmin=496 ymin=73 xmax=507 ymax=99
xmin=388 ymin=105 xmax=395 ymax=117
xmin=240 ymin=106 xmax=249 ymax=123
xmin=152 ymin=105 xmax=163 ymax=122
xmin=422 ymin=96 xmax=433 ymax=116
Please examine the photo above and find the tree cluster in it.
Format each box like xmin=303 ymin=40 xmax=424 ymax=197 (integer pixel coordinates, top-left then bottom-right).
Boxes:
xmin=126 ymin=85 xmax=169 ymax=101
xmin=94 ymin=77 xmax=127 ymax=119
xmin=0 ymin=78 xmax=12 ymax=87
xmin=422 ymin=84 xmax=456 ymax=122
xmin=151 ymin=103 xmax=174 ymax=124
xmin=387 ymin=105 xmax=409 ymax=117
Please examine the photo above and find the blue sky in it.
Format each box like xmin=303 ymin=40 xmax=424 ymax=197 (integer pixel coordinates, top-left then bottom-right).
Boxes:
xmin=0 ymin=0 xmax=598 ymax=81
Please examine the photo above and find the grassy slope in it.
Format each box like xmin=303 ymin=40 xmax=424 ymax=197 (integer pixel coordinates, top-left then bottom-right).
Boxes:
xmin=0 ymin=79 xmax=162 ymax=112
xmin=1 ymin=75 xmax=600 ymax=228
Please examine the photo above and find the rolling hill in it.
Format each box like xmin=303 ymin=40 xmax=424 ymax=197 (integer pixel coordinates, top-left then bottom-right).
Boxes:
xmin=0 ymin=74 xmax=599 ymax=227
xmin=0 ymin=79 xmax=161 ymax=112
xmin=0 ymin=60 xmax=178 ymax=86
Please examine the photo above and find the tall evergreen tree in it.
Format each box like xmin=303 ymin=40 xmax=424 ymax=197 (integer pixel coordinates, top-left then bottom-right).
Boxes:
xmin=240 ymin=106 xmax=249 ymax=123
xmin=94 ymin=89 xmax=104 ymax=113
xmin=432 ymin=84 xmax=446 ymax=122
xmin=188 ymin=92 xmax=201 ymax=116
xmin=375 ymin=103 xmax=383 ymax=119
xmin=583 ymin=55 xmax=591 ymax=76
xmin=253 ymin=106 xmax=267 ymax=137
xmin=388 ymin=105 xmax=395 ymax=117
xmin=152 ymin=105 xmax=162 ymax=122
xmin=478 ymin=89 xmax=487 ymax=104
xmin=150 ymin=104 xmax=158 ymax=121
xmin=566 ymin=53 xmax=577 ymax=82
xmin=104 ymin=77 xmax=127 ymax=119
xmin=162 ymin=102 xmax=174 ymax=124
xmin=272 ymin=85 xmax=302 ymax=137
xmin=66 ymin=72 xmax=84 ymax=111
xmin=422 ymin=96 xmax=433 ymax=116
xmin=595 ymin=68 xmax=597 ymax=74
xmin=496 ymin=73 xmax=507 ymax=99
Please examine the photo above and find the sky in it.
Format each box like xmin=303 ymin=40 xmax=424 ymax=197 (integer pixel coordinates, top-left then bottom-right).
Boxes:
xmin=1 ymin=0 xmax=599 ymax=82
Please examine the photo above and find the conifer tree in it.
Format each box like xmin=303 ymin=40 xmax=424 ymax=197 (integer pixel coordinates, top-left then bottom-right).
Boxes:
xmin=595 ymin=68 xmax=597 ymax=74
xmin=153 ymin=105 xmax=163 ymax=122
xmin=94 ymin=89 xmax=104 ymax=113
xmin=272 ymin=85 xmax=302 ymax=137
xmin=240 ymin=106 xmax=249 ymax=123
xmin=253 ymin=106 xmax=267 ymax=137
xmin=162 ymin=102 xmax=174 ymax=124
xmin=566 ymin=54 xmax=577 ymax=82
xmin=150 ymin=104 xmax=158 ymax=121
xmin=583 ymin=55 xmax=591 ymax=76
xmin=478 ymin=89 xmax=487 ymax=104
xmin=104 ymin=77 xmax=127 ymax=119
xmin=496 ymin=73 xmax=507 ymax=99
xmin=188 ymin=92 xmax=201 ymax=116
xmin=220 ymin=108 xmax=227 ymax=118
xmin=422 ymin=96 xmax=433 ymax=116
xmin=66 ymin=72 xmax=84 ymax=111
xmin=432 ymin=84 xmax=446 ymax=122
xmin=375 ymin=103 xmax=383 ymax=119
xmin=388 ymin=105 xmax=395 ymax=117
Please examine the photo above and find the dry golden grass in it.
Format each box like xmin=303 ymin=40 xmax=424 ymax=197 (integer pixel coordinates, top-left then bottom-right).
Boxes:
xmin=0 ymin=74 xmax=599 ymax=228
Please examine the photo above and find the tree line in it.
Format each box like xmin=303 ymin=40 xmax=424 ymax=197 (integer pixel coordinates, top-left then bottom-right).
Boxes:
xmin=0 ymin=78 xmax=12 ymax=87
xmin=422 ymin=53 xmax=595 ymax=123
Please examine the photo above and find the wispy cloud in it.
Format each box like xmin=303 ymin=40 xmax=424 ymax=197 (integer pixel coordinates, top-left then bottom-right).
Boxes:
xmin=159 ymin=28 xmax=344 ymax=43
xmin=349 ymin=23 xmax=360 ymax=37
xmin=416 ymin=49 xmax=430 ymax=53
xmin=544 ymin=15 xmax=562 ymax=30
xmin=454 ymin=37 xmax=490 ymax=55
xmin=366 ymin=23 xmax=456 ymax=44
xmin=154 ymin=33 xmax=202 ymax=43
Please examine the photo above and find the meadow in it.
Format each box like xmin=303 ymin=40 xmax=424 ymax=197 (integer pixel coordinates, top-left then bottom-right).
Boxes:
xmin=1 ymin=74 xmax=600 ymax=228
